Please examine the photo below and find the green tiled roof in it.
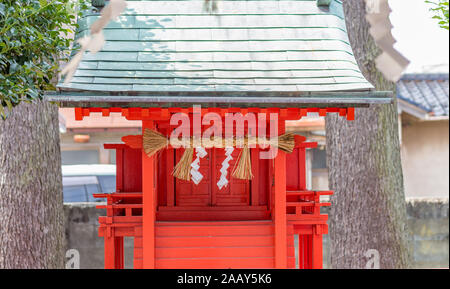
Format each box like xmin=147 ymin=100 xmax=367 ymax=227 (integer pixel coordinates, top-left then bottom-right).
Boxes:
xmin=54 ymin=0 xmax=389 ymax=106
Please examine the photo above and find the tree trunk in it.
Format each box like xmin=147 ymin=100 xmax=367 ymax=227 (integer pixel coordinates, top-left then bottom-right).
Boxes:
xmin=0 ymin=100 xmax=65 ymax=269
xmin=325 ymin=0 xmax=412 ymax=269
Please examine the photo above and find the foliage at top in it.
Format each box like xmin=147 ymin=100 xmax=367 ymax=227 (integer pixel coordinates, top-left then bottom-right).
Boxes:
xmin=0 ymin=0 xmax=88 ymax=117
xmin=426 ymin=0 xmax=450 ymax=30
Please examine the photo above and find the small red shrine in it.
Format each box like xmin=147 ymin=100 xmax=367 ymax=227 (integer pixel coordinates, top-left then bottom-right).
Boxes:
xmin=49 ymin=0 xmax=392 ymax=269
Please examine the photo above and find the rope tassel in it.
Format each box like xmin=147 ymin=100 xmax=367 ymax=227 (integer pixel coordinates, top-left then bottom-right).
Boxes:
xmin=142 ymin=129 xmax=302 ymax=182
xmin=173 ymin=147 xmax=194 ymax=181
xmin=143 ymin=129 xmax=169 ymax=157
xmin=232 ymin=144 xmax=253 ymax=180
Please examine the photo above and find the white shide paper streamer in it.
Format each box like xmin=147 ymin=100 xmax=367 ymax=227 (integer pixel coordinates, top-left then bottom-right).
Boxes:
xmin=217 ymin=147 xmax=234 ymax=190
xmin=190 ymin=147 xmax=208 ymax=185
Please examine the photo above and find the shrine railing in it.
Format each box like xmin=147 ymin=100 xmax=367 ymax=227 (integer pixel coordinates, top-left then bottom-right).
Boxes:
xmin=286 ymin=190 xmax=332 ymax=221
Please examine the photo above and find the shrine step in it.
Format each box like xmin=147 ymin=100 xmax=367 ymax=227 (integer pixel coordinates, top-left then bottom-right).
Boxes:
xmin=156 ymin=209 xmax=270 ymax=221
xmin=150 ymin=221 xmax=295 ymax=269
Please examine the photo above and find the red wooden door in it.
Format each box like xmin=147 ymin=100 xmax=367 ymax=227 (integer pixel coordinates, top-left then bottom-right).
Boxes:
xmin=212 ymin=148 xmax=249 ymax=206
xmin=175 ymin=148 xmax=212 ymax=206
xmin=175 ymin=148 xmax=249 ymax=207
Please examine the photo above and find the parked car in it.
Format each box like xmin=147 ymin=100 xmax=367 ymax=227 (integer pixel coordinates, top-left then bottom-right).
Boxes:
xmin=62 ymin=164 xmax=116 ymax=202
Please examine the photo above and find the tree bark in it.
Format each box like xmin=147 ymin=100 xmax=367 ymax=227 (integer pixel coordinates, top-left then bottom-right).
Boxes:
xmin=0 ymin=100 xmax=65 ymax=269
xmin=325 ymin=0 xmax=412 ymax=269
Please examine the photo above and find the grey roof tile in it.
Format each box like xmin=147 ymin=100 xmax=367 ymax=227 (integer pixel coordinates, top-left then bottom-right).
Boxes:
xmin=397 ymin=74 xmax=449 ymax=116
xmin=58 ymin=0 xmax=374 ymax=95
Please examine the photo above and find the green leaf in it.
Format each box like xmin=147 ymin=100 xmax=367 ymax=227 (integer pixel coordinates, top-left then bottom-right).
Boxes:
xmin=0 ymin=0 xmax=90 ymax=113
xmin=426 ymin=0 xmax=449 ymax=30
xmin=4 ymin=99 xmax=13 ymax=111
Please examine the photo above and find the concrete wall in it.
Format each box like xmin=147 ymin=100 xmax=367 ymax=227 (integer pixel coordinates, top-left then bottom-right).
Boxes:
xmin=64 ymin=203 xmax=135 ymax=269
xmin=64 ymin=198 xmax=449 ymax=269
xmin=401 ymin=119 xmax=449 ymax=198
xmin=405 ymin=198 xmax=449 ymax=268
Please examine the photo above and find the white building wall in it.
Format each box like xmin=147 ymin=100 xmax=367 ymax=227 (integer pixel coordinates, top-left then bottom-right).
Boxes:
xmin=401 ymin=118 xmax=449 ymax=198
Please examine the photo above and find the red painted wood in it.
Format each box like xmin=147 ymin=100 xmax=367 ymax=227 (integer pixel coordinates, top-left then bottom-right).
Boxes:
xmin=213 ymin=148 xmax=250 ymax=206
xmin=287 ymin=224 xmax=296 ymax=269
xmin=116 ymin=148 xmax=123 ymax=191
xmin=156 ymin=247 xmax=275 ymax=259
xmin=134 ymin=236 xmax=144 ymax=269
xmin=155 ymin=257 xmax=275 ymax=269
xmin=122 ymin=135 xmax=142 ymax=149
xmin=74 ymin=107 xmax=83 ymax=121
xmin=158 ymin=205 xmax=267 ymax=211
xmin=104 ymin=144 xmax=142 ymax=193
xmin=286 ymin=148 xmax=299 ymax=191
xmin=157 ymin=145 xmax=168 ymax=207
xmin=162 ymin=235 xmax=272 ymax=249
xmin=306 ymin=235 xmax=312 ymax=269
xmin=114 ymin=237 xmax=124 ymax=269
xmin=104 ymin=235 xmax=115 ymax=269
xmin=311 ymin=231 xmax=323 ymax=269
xmin=251 ymin=148 xmax=260 ymax=206
xmin=99 ymin=216 xmax=141 ymax=224
xmin=347 ymin=107 xmax=355 ymax=120
xmin=142 ymin=120 xmax=156 ymax=269
xmin=77 ymin=106 xmax=351 ymax=122
xmin=211 ymin=150 xmax=217 ymax=206
xmin=175 ymin=148 xmax=212 ymax=206
xmin=151 ymin=221 xmax=294 ymax=268
xmin=286 ymin=143 xmax=317 ymax=191
xmin=97 ymin=209 xmax=328 ymax=269
xmin=274 ymin=120 xmax=287 ymax=269
xmin=93 ymin=108 xmax=334 ymax=269
xmin=298 ymin=234 xmax=304 ymax=269
xmin=102 ymin=108 xmax=110 ymax=117
xmin=123 ymin=148 xmax=142 ymax=192
xmin=166 ymin=148 xmax=175 ymax=206
xmin=157 ymin=210 xmax=270 ymax=221
xmin=156 ymin=223 xmax=273 ymax=237
xmin=299 ymin=147 xmax=306 ymax=190
xmin=175 ymin=148 xmax=250 ymax=209
xmin=286 ymin=107 xmax=300 ymax=120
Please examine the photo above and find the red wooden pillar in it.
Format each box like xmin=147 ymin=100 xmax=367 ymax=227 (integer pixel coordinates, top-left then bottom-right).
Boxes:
xmin=311 ymin=225 xmax=323 ymax=269
xmin=298 ymin=147 xmax=306 ymax=190
xmin=104 ymin=228 xmax=115 ymax=269
xmin=116 ymin=148 xmax=124 ymax=192
xmin=311 ymin=234 xmax=323 ymax=269
xmin=298 ymin=235 xmax=306 ymax=269
xmin=166 ymin=147 xmax=175 ymax=207
xmin=114 ymin=237 xmax=124 ymax=269
xmin=274 ymin=117 xmax=287 ymax=268
xmin=142 ymin=120 xmax=156 ymax=269
xmin=104 ymin=193 xmax=116 ymax=269
xmin=251 ymin=148 xmax=260 ymax=206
